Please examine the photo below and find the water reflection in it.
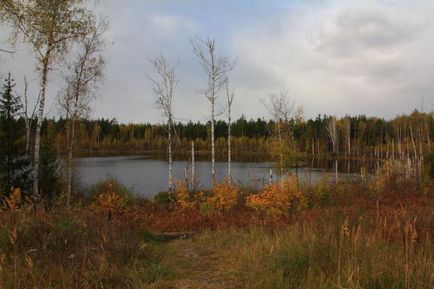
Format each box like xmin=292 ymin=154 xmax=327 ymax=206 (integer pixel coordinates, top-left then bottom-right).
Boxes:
xmin=77 ymin=156 xmax=369 ymax=196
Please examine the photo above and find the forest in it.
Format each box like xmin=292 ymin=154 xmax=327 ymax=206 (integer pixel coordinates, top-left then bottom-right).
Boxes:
xmin=40 ymin=111 xmax=434 ymax=160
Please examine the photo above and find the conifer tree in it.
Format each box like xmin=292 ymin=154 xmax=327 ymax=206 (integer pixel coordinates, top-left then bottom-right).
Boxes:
xmin=0 ymin=74 xmax=29 ymax=197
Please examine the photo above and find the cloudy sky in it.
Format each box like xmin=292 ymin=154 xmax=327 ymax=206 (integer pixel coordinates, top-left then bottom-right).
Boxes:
xmin=1 ymin=0 xmax=434 ymax=123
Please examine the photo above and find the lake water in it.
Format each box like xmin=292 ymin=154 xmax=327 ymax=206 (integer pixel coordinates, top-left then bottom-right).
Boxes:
xmin=76 ymin=156 xmax=345 ymax=196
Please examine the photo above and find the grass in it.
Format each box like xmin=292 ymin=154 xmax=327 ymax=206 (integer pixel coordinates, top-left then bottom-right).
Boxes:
xmin=0 ymin=176 xmax=433 ymax=288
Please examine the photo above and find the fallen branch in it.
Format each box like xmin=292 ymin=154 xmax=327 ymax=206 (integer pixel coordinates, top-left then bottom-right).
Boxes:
xmin=154 ymin=231 xmax=195 ymax=241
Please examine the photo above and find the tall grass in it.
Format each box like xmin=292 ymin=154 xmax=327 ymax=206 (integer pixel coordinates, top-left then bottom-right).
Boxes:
xmin=0 ymin=174 xmax=432 ymax=288
xmin=193 ymin=208 xmax=433 ymax=289
xmin=0 ymin=209 xmax=172 ymax=289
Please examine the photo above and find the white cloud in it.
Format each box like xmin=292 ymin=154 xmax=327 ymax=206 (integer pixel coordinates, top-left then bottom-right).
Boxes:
xmin=229 ymin=0 xmax=434 ymax=119
xmin=148 ymin=13 xmax=199 ymax=34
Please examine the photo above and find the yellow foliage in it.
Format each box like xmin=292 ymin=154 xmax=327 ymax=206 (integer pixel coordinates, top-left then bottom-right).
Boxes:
xmin=91 ymin=182 xmax=126 ymax=216
xmin=246 ymin=175 xmax=306 ymax=215
xmin=205 ymin=181 xmax=239 ymax=213
xmin=174 ymin=179 xmax=239 ymax=213
xmin=174 ymin=180 xmax=195 ymax=210
xmin=3 ymin=188 xmax=22 ymax=210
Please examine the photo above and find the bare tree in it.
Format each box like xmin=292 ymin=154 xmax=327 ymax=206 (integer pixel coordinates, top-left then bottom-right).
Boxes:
xmin=192 ymin=36 xmax=233 ymax=185
xmin=0 ymin=48 xmax=14 ymax=54
xmin=343 ymin=116 xmax=351 ymax=157
xmin=15 ymin=76 xmax=38 ymax=156
xmin=58 ymin=21 xmax=106 ymax=208
xmin=224 ymin=77 xmax=235 ymax=182
xmin=149 ymin=54 xmax=177 ymax=193
xmin=327 ymin=116 xmax=338 ymax=154
xmin=327 ymin=116 xmax=338 ymax=182
xmin=0 ymin=0 xmax=94 ymax=201
xmin=263 ymin=89 xmax=296 ymax=184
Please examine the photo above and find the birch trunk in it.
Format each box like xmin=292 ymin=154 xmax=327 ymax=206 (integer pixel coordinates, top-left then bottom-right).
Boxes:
xmin=66 ymin=117 xmax=76 ymax=208
xmin=168 ymin=116 xmax=173 ymax=193
xmin=227 ymin=108 xmax=232 ymax=182
xmin=226 ymin=79 xmax=234 ymax=183
xmin=211 ymin=99 xmax=216 ymax=185
xmin=425 ymin=119 xmax=431 ymax=151
xmin=278 ymin=121 xmax=284 ymax=185
xmin=191 ymin=141 xmax=195 ymax=190
xmin=32 ymin=54 xmax=50 ymax=200
xmin=409 ymin=126 xmax=417 ymax=159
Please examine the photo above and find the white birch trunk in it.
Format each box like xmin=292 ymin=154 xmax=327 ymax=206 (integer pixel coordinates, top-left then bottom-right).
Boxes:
xmin=168 ymin=116 xmax=173 ymax=193
xmin=191 ymin=140 xmax=195 ymax=190
xmin=227 ymin=104 xmax=232 ymax=183
xmin=66 ymin=117 xmax=76 ymax=208
xmin=211 ymin=99 xmax=216 ymax=185
xmin=32 ymin=55 xmax=50 ymax=200
xmin=278 ymin=121 xmax=284 ymax=185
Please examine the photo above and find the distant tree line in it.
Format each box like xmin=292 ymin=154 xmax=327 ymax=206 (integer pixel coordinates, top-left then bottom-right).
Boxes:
xmin=37 ymin=111 xmax=433 ymax=162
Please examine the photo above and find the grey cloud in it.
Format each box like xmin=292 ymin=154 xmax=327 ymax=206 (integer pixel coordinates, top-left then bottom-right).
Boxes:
xmin=315 ymin=8 xmax=424 ymax=57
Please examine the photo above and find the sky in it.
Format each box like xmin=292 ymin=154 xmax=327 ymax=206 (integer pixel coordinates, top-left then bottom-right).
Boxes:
xmin=1 ymin=0 xmax=434 ymax=124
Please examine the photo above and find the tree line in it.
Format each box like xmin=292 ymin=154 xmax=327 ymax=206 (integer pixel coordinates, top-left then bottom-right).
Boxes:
xmin=33 ymin=111 xmax=431 ymax=160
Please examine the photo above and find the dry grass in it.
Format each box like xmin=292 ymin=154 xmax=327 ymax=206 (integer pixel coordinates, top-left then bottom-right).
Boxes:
xmin=0 ymin=176 xmax=433 ymax=288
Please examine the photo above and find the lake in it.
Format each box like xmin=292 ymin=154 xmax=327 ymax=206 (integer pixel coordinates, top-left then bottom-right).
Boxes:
xmin=76 ymin=156 xmax=353 ymax=196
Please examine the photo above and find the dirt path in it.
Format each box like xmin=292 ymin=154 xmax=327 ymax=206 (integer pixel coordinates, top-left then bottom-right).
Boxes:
xmin=147 ymin=237 xmax=240 ymax=289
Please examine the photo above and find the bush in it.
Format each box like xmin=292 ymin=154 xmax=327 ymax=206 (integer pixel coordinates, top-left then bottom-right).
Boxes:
xmin=205 ymin=180 xmax=239 ymax=213
xmin=153 ymin=191 xmax=173 ymax=206
xmin=246 ymin=175 xmax=306 ymax=215
xmin=91 ymin=181 xmax=128 ymax=218
xmin=88 ymin=177 xmax=135 ymax=200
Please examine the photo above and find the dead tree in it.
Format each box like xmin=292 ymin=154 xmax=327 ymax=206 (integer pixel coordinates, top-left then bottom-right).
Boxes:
xmin=15 ymin=76 xmax=37 ymax=156
xmin=327 ymin=116 xmax=339 ymax=183
xmin=192 ymin=36 xmax=233 ymax=185
xmin=225 ymin=77 xmax=235 ymax=182
xmin=263 ymin=89 xmax=296 ymax=184
xmin=343 ymin=116 xmax=351 ymax=157
xmin=149 ymin=54 xmax=177 ymax=193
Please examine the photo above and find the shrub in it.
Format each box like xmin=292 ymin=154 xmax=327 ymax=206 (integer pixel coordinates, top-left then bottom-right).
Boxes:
xmin=369 ymin=159 xmax=408 ymax=195
xmin=205 ymin=180 xmax=239 ymax=213
xmin=91 ymin=181 xmax=127 ymax=217
xmin=153 ymin=191 xmax=173 ymax=206
xmin=246 ymin=175 xmax=306 ymax=215
xmin=310 ymin=174 xmax=330 ymax=207
xmin=89 ymin=177 xmax=134 ymax=200
xmin=174 ymin=180 xmax=194 ymax=210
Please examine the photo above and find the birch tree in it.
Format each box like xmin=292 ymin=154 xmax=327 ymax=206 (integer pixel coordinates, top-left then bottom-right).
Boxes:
xmin=343 ymin=115 xmax=351 ymax=157
xmin=58 ymin=21 xmax=106 ymax=208
xmin=192 ymin=36 xmax=233 ymax=185
xmin=0 ymin=0 xmax=94 ymax=201
xmin=263 ymin=89 xmax=296 ymax=184
xmin=149 ymin=54 xmax=177 ymax=193
xmin=327 ymin=116 xmax=338 ymax=154
xmin=224 ymin=77 xmax=234 ymax=182
xmin=327 ymin=116 xmax=338 ymax=182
